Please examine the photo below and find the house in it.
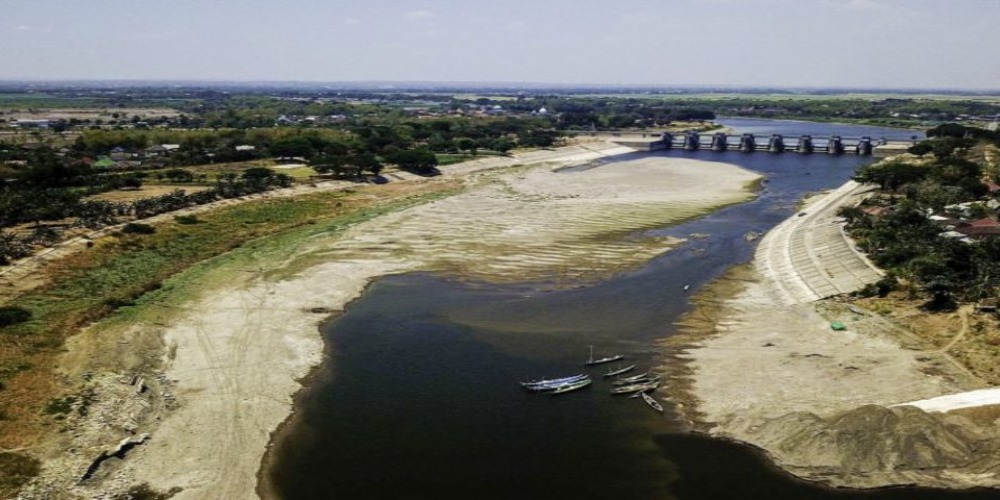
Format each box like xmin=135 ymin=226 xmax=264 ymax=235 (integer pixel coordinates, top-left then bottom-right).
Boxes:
xmin=145 ymin=145 xmax=169 ymax=157
xmin=944 ymin=202 xmax=988 ymax=219
xmin=235 ymin=145 xmax=256 ymax=152
xmin=955 ymin=218 xmax=1000 ymax=239
xmin=116 ymin=160 xmax=143 ymax=170
xmin=108 ymin=146 xmax=133 ymax=161
xmin=862 ymin=206 xmax=892 ymax=217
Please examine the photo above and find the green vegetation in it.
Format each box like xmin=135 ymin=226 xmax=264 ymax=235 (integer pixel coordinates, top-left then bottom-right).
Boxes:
xmin=111 ymin=483 xmax=182 ymax=500
xmin=121 ymin=223 xmax=156 ymax=235
xmin=843 ymin=124 xmax=1000 ymax=310
xmin=0 ymin=306 xmax=31 ymax=327
xmin=0 ymin=179 xmax=458 ymax=492
xmin=173 ymin=215 xmax=200 ymax=225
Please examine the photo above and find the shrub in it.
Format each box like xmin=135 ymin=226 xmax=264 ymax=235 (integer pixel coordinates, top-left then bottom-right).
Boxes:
xmin=43 ymin=396 xmax=77 ymax=416
xmin=0 ymin=306 xmax=31 ymax=327
xmin=121 ymin=223 xmax=156 ymax=235
xmin=173 ymin=215 xmax=200 ymax=225
xmin=0 ymin=452 xmax=41 ymax=498
xmin=112 ymin=483 xmax=182 ymax=500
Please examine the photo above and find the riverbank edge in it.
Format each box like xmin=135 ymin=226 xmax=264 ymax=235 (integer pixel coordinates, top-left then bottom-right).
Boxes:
xmin=658 ymin=184 xmax=995 ymax=492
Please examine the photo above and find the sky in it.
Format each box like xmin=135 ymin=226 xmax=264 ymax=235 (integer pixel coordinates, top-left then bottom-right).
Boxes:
xmin=1 ymin=0 xmax=998 ymax=90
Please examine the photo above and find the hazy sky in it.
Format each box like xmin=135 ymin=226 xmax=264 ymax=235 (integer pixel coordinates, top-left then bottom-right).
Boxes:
xmin=1 ymin=0 xmax=998 ymax=89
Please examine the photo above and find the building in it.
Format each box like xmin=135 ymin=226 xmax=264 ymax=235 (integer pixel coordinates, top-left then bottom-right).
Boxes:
xmin=12 ymin=119 xmax=50 ymax=128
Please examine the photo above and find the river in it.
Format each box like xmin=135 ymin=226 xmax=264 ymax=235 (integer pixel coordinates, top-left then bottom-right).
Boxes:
xmin=264 ymin=119 xmax=996 ymax=499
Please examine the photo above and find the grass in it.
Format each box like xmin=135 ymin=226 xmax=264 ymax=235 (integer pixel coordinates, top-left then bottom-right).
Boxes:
xmin=0 ymin=452 xmax=41 ymax=498
xmin=435 ymin=153 xmax=476 ymax=165
xmin=0 ymin=179 xmax=460 ymax=492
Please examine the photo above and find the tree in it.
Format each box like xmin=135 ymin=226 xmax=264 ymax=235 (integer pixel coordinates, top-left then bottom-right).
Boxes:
xmin=385 ymin=149 xmax=438 ymax=175
xmin=853 ymin=160 xmax=928 ymax=192
xmin=163 ymin=169 xmax=194 ymax=183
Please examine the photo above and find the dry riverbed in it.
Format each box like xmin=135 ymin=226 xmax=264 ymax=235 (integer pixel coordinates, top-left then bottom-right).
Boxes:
xmin=23 ymin=149 xmax=761 ymax=499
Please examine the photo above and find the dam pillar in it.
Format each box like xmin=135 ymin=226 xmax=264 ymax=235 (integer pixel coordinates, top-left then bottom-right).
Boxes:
xmin=739 ymin=133 xmax=756 ymax=153
xmin=797 ymin=135 xmax=814 ymax=153
xmin=828 ymin=135 xmax=845 ymax=155
xmin=660 ymin=132 xmax=673 ymax=150
xmin=855 ymin=136 xmax=873 ymax=155
xmin=711 ymin=132 xmax=728 ymax=152
xmin=684 ymin=132 xmax=700 ymax=151
xmin=768 ymin=134 xmax=785 ymax=153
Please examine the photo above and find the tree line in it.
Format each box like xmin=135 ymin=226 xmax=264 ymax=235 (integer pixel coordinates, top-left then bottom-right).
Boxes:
xmin=842 ymin=125 xmax=1000 ymax=309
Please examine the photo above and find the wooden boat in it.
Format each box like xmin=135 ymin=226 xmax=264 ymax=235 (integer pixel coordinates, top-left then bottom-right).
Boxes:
xmin=522 ymin=375 xmax=589 ymax=393
xmin=616 ymin=377 xmax=658 ymax=388
xmin=550 ymin=378 xmax=592 ymax=395
xmin=603 ymin=364 xmax=635 ymax=378
xmin=584 ymin=346 xmax=625 ymax=366
xmin=521 ymin=374 xmax=587 ymax=390
xmin=610 ymin=379 xmax=659 ymax=395
xmin=641 ymin=392 xmax=664 ymax=413
xmin=613 ymin=372 xmax=650 ymax=385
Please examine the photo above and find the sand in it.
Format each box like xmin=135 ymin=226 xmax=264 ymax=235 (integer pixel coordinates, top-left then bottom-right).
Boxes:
xmin=668 ymin=182 xmax=998 ymax=489
xmin=34 ymin=146 xmax=762 ymax=499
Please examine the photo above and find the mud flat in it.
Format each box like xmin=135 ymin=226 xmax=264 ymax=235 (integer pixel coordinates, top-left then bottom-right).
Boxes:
xmin=665 ymin=184 xmax=1000 ymax=490
xmin=28 ymin=148 xmax=761 ymax=499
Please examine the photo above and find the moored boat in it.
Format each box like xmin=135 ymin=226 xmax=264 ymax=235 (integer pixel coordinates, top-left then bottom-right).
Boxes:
xmin=584 ymin=346 xmax=625 ymax=366
xmin=610 ymin=379 xmax=660 ymax=395
xmin=520 ymin=373 xmax=587 ymax=390
xmin=550 ymin=378 xmax=592 ymax=395
xmin=641 ymin=392 xmax=664 ymax=413
xmin=612 ymin=372 xmax=650 ymax=385
xmin=603 ymin=364 xmax=635 ymax=378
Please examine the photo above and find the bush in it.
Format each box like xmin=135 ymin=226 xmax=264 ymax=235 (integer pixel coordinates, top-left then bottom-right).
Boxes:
xmin=0 ymin=306 xmax=31 ymax=327
xmin=121 ymin=223 xmax=156 ymax=235
xmin=112 ymin=483 xmax=182 ymax=500
xmin=0 ymin=452 xmax=41 ymax=498
xmin=173 ymin=215 xmax=200 ymax=225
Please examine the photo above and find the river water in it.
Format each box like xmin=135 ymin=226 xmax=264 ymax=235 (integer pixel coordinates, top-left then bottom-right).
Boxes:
xmin=265 ymin=120 xmax=997 ymax=499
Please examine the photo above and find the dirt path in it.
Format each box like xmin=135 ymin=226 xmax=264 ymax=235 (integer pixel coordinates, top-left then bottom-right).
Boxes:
xmin=938 ymin=305 xmax=972 ymax=353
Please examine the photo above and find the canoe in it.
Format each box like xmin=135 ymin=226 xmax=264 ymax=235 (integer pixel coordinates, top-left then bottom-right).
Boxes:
xmin=584 ymin=346 xmax=625 ymax=366
xmin=550 ymin=378 xmax=592 ymax=395
xmin=641 ymin=392 xmax=664 ymax=413
xmin=603 ymin=364 xmax=636 ymax=378
xmin=584 ymin=354 xmax=624 ymax=366
xmin=521 ymin=374 xmax=587 ymax=389
xmin=612 ymin=372 xmax=650 ymax=385
xmin=611 ymin=380 xmax=660 ymax=395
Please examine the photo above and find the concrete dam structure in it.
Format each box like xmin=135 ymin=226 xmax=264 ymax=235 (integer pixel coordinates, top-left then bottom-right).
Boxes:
xmin=668 ymin=131 xmax=875 ymax=155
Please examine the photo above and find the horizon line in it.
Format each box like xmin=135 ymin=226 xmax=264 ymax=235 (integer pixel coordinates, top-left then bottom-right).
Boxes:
xmin=0 ymin=79 xmax=999 ymax=94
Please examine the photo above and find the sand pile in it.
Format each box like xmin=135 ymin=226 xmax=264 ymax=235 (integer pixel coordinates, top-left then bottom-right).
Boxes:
xmin=729 ymin=404 xmax=1000 ymax=488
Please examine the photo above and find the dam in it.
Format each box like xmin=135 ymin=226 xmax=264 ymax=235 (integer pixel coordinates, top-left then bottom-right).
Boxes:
xmin=607 ymin=131 xmax=910 ymax=156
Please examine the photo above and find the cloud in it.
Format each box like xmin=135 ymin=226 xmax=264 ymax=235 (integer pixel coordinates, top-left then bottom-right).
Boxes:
xmin=405 ymin=10 xmax=435 ymax=20
xmin=13 ymin=25 xmax=32 ymax=32
xmin=344 ymin=18 xmax=362 ymax=25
